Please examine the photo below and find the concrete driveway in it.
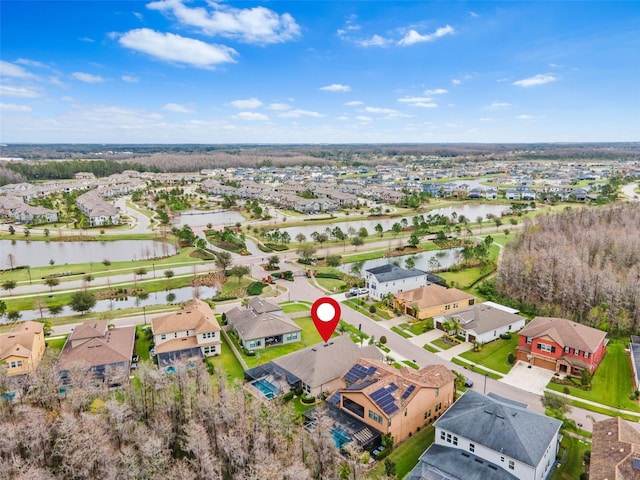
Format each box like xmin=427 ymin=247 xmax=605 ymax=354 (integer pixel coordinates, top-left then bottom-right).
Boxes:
xmin=499 ymin=361 xmax=555 ymax=395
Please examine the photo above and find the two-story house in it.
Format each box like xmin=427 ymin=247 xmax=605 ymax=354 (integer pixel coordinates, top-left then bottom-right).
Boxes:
xmin=393 ymin=284 xmax=476 ymax=320
xmin=364 ymin=264 xmax=431 ymax=300
xmin=515 ymin=316 xmax=607 ymax=377
xmin=331 ymin=358 xmax=456 ymax=445
xmin=407 ymin=390 xmax=562 ymax=480
xmin=151 ymin=299 xmax=221 ymax=367
xmin=0 ymin=321 xmax=46 ymax=377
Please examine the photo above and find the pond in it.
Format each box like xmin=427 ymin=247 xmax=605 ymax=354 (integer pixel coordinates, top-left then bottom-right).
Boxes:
xmin=279 ymin=204 xmax=508 ymax=239
xmin=338 ymin=248 xmax=462 ymax=274
xmin=2 ymin=284 xmax=218 ymax=323
xmin=0 ymin=239 xmax=177 ymax=269
xmin=173 ymin=209 xmax=246 ymax=228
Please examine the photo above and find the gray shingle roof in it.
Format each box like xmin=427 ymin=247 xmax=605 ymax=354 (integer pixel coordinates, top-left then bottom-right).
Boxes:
xmin=406 ymin=444 xmax=519 ymax=480
xmin=366 ymin=264 xmax=428 ymax=283
xmin=226 ymin=306 xmax=300 ymax=342
xmin=272 ymin=335 xmax=383 ymax=389
xmin=439 ymin=303 xmax=525 ymax=335
xmin=434 ymin=390 xmax=562 ymax=467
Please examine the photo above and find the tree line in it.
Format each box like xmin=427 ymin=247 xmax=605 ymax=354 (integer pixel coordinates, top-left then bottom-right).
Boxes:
xmin=494 ymin=204 xmax=640 ymax=332
xmin=0 ymin=356 xmax=383 ymax=480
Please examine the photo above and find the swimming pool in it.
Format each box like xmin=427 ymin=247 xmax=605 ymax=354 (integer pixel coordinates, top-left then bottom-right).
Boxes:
xmin=331 ymin=428 xmax=352 ymax=449
xmin=252 ymin=378 xmax=280 ymax=399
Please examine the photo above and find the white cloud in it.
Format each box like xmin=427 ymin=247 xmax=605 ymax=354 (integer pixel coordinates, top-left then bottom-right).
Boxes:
xmin=513 ymin=74 xmax=557 ymax=87
xmin=516 ymin=114 xmax=534 ymax=120
xmin=487 ymin=102 xmax=510 ymax=110
xmin=479 ymin=117 xmax=493 ymax=122
xmin=355 ymin=116 xmax=373 ymax=122
xmin=72 ymin=72 xmax=105 ymax=83
xmin=122 ymin=75 xmax=139 ymax=83
xmin=451 ymin=79 xmax=461 ymax=85
xmin=365 ymin=106 xmax=399 ymax=114
xmin=79 ymin=37 xmax=95 ymax=43
xmin=146 ymin=0 xmax=300 ymax=44
xmin=0 ymin=103 xmax=32 ymax=112
xmin=398 ymin=25 xmax=455 ymax=46
xmin=320 ymin=83 xmax=351 ymax=92
xmin=230 ymin=98 xmax=263 ymax=109
xmin=0 ymin=85 xmax=40 ymax=98
xmin=233 ymin=111 xmax=268 ymax=121
xmin=119 ymin=29 xmax=237 ymax=69
xmin=344 ymin=100 xmax=363 ymax=106
xmin=163 ymin=103 xmax=193 ymax=113
xmin=357 ymin=35 xmax=392 ymax=47
xmin=397 ymin=97 xmax=437 ymax=108
xmin=278 ymin=109 xmax=323 ymax=118
xmin=0 ymin=61 xmax=35 ymax=78
xmin=268 ymin=102 xmax=291 ymax=111
xmin=424 ymin=88 xmax=447 ymax=95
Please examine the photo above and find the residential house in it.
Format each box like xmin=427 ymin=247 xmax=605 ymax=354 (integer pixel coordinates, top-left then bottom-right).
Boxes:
xmin=151 ymin=299 xmax=221 ymax=366
xmin=630 ymin=336 xmax=640 ymax=389
xmin=515 ymin=316 xmax=607 ymax=376
xmin=58 ymin=320 xmax=135 ymax=386
xmin=331 ymin=358 xmax=456 ymax=445
xmin=0 ymin=195 xmax=58 ymax=224
xmin=434 ymin=302 xmax=526 ymax=344
xmin=591 ymin=417 xmax=640 ymax=480
xmin=393 ymin=284 xmax=476 ymax=320
xmin=226 ymin=297 xmax=301 ymax=351
xmin=364 ymin=264 xmax=431 ymax=300
xmin=0 ymin=321 xmax=46 ymax=377
xmin=76 ymin=190 xmax=120 ymax=227
xmin=246 ymin=335 xmax=383 ymax=397
xmin=407 ymin=390 xmax=562 ymax=480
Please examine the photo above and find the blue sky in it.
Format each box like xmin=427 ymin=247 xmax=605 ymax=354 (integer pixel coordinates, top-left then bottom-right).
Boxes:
xmin=1 ymin=1 xmax=638 ymax=144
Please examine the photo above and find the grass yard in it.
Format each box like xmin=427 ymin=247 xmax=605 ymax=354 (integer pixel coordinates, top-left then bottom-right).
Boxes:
xmin=451 ymin=357 xmax=503 ymax=379
xmin=402 ymin=360 xmax=419 ymax=370
xmin=135 ymin=325 xmax=153 ymax=361
xmin=459 ymin=335 xmax=519 ymax=374
xmin=402 ymin=319 xmax=433 ymax=335
xmin=547 ymin=340 xmax=640 ymax=412
xmin=315 ymin=276 xmax=347 ymax=292
xmin=423 ymin=344 xmax=440 ymax=353
xmin=391 ymin=326 xmax=413 ymax=339
xmin=551 ymin=434 xmax=589 ymax=480
xmin=236 ymin=316 xmax=327 ymax=368
xmin=45 ymin=335 xmax=67 ymax=351
xmin=431 ymin=337 xmax=455 ymax=350
xmin=280 ymin=302 xmax=311 ymax=314
xmin=367 ymin=425 xmax=435 ymax=479
xmin=209 ymin=335 xmax=245 ymax=381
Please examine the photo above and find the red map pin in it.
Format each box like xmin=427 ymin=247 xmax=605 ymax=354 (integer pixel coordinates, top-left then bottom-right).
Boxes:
xmin=311 ymin=297 xmax=341 ymax=342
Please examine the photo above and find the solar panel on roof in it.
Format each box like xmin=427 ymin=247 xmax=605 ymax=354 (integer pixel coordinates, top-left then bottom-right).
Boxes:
xmin=368 ymin=366 xmax=377 ymax=375
xmin=382 ymin=403 xmax=399 ymax=415
xmin=328 ymin=392 xmax=341 ymax=405
xmin=344 ymin=364 xmax=370 ymax=383
xmin=401 ymin=385 xmax=416 ymax=399
xmin=388 ymin=383 xmax=398 ymax=392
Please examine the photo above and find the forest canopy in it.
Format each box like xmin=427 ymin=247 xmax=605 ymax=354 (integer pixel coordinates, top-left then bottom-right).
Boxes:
xmin=495 ymin=203 xmax=640 ymax=332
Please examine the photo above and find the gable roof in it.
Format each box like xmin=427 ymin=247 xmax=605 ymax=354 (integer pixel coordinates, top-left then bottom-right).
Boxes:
xmin=247 ymin=296 xmax=281 ymax=314
xmin=366 ymin=264 xmax=428 ymax=283
xmin=226 ymin=305 xmax=300 ymax=341
xmin=518 ymin=316 xmax=606 ymax=353
xmin=272 ymin=335 xmax=383 ymax=389
xmin=591 ymin=417 xmax=640 ymax=480
xmin=70 ymin=320 xmax=108 ymax=341
xmin=340 ymin=359 xmax=455 ymax=417
xmin=395 ymin=284 xmax=475 ymax=310
xmin=439 ymin=303 xmax=525 ymax=335
xmin=0 ymin=321 xmax=44 ymax=361
xmin=58 ymin=326 xmax=135 ymax=370
xmin=152 ymin=299 xmax=220 ymax=335
xmin=434 ymin=390 xmax=562 ymax=468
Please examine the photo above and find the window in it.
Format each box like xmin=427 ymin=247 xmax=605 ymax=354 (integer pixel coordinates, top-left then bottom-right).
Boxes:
xmin=446 ymin=433 xmax=452 ymax=443
xmin=17 ymin=360 xmax=22 ymax=367
xmin=584 ymin=351 xmax=590 ymax=358
xmin=453 ymin=436 xmax=458 ymax=446
xmin=424 ymin=410 xmax=431 ymax=420
xmin=440 ymin=431 xmax=445 ymax=440
xmin=469 ymin=443 xmax=475 ymax=453
xmin=501 ymin=456 xmax=504 ymax=462
xmin=445 ymin=305 xmax=451 ymax=310
xmin=526 ymin=336 xmax=532 ymax=344
xmin=508 ymin=460 xmax=515 ymax=470
xmin=564 ymin=346 xmax=570 ymax=353
xmin=435 ymin=388 xmax=439 ymax=397
xmin=161 ymin=334 xmax=166 ymax=341
xmin=574 ymin=348 xmax=580 ymax=355
xmin=369 ymin=410 xmax=383 ymax=424
xmin=453 ymin=303 xmax=458 ymax=308
xmin=435 ymin=402 xmax=442 ymax=412
xmin=538 ymin=343 xmax=555 ymax=353
xmin=10 ymin=361 xmax=16 ymax=368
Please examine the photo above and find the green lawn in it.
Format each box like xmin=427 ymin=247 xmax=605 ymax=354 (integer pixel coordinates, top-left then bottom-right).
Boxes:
xmin=315 ymin=277 xmax=347 ymax=292
xmin=402 ymin=360 xmax=419 ymax=370
xmin=391 ymin=326 xmax=413 ymax=339
xmin=402 ymin=319 xmax=433 ymax=335
xmin=134 ymin=325 xmax=152 ymax=360
xmin=45 ymin=335 xmax=67 ymax=351
xmin=209 ymin=335 xmax=245 ymax=381
xmin=431 ymin=337 xmax=454 ymax=350
xmin=546 ymin=341 xmax=640 ymax=412
xmin=233 ymin=316 xmax=326 ymax=368
xmin=451 ymin=358 xmax=503 ymax=379
xmin=459 ymin=335 xmax=519 ymax=374
xmin=423 ymin=344 xmax=440 ymax=353
xmin=280 ymin=303 xmax=312 ymax=314
xmin=551 ymin=434 xmax=589 ymax=480
xmin=367 ymin=425 xmax=435 ymax=479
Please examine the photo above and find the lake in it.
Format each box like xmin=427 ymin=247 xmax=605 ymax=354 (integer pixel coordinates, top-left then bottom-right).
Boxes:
xmin=338 ymin=248 xmax=462 ymax=274
xmin=0 ymin=239 xmax=177 ymax=269
xmin=173 ymin=209 xmax=246 ymax=228
xmin=2 ymin=284 xmax=218 ymax=323
xmin=280 ymin=204 xmax=508 ymax=239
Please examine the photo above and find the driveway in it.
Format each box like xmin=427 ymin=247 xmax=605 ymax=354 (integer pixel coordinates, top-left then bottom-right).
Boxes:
xmin=499 ymin=360 xmax=555 ymax=395
xmin=435 ymin=341 xmax=473 ymax=361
